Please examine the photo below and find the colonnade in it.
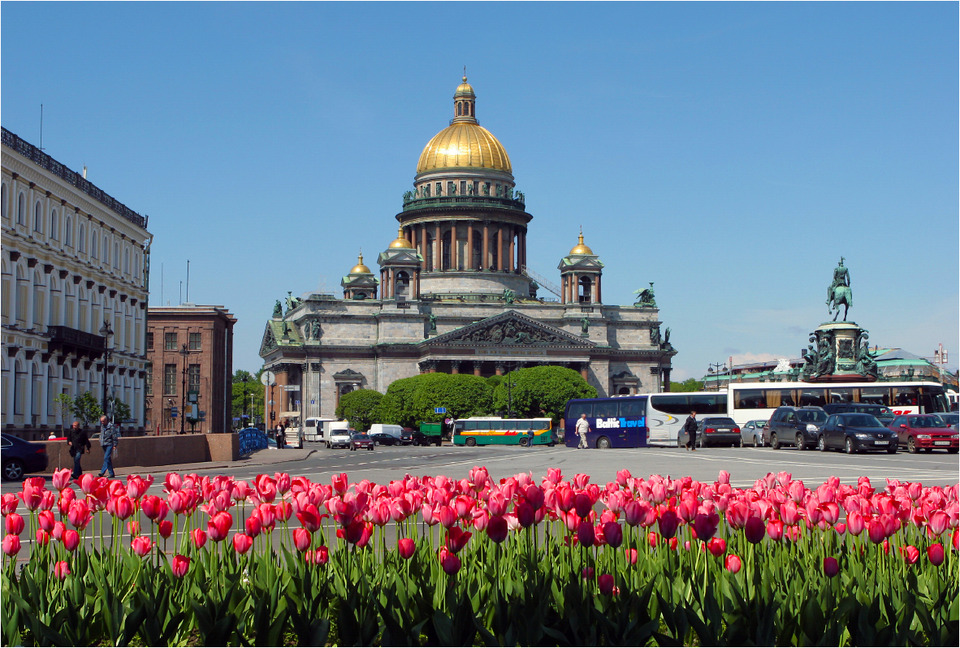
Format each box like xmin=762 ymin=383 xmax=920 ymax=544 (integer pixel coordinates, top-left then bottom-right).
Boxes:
xmin=402 ymin=221 xmax=527 ymax=273
xmin=561 ymin=273 xmax=602 ymax=304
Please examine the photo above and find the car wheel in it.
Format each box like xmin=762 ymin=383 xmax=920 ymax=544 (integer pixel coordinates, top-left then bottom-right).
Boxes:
xmin=771 ymin=433 xmax=780 ymax=450
xmin=754 ymin=434 xmax=760 ymax=448
xmin=738 ymin=436 xmax=744 ymax=448
xmin=845 ymin=437 xmax=856 ymax=454
xmin=886 ymin=444 xmax=897 ymax=454
xmin=907 ymin=438 xmax=917 ymax=454
xmin=2 ymin=459 xmax=24 ymax=481
xmin=369 ymin=446 xmax=374 ymax=451
xmin=796 ymin=433 xmax=806 ymax=451
xmin=596 ymin=436 xmax=611 ymax=449
xmin=465 ymin=437 xmax=476 ymax=447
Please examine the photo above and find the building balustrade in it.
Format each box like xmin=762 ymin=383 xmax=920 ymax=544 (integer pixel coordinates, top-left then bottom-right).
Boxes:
xmin=401 ymin=194 xmax=526 ymax=212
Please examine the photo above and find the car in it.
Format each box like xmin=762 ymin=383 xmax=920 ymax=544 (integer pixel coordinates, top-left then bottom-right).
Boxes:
xmin=888 ymin=415 xmax=959 ymax=454
xmin=399 ymin=428 xmax=415 ymax=445
xmin=326 ymin=428 xmax=354 ymax=449
xmin=369 ymin=432 xmax=399 ymax=446
xmin=741 ymin=419 xmax=768 ymax=447
xmin=692 ymin=417 xmax=741 ymax=448
xmin=1 ymin=434 xmax=50 ymax=481
xmin=764 ymin=406 xmax=828 ymax=450
xmin=938 ymin=412 xmax=959 ymax=431
xmin=349 ymin=433 xmax=375 ymax=451
xmin=818 ymin=413 xmax=898 ymax=454
xmin=822 ymin=403 xmax=895 ymax=426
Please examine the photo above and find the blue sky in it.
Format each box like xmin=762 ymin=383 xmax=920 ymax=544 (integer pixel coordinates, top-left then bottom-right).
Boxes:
xmin=3 ymin=2 xmax=957 ymax=379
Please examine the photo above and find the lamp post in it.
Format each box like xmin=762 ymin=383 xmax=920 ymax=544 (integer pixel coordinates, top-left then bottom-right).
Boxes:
xmin=179 ymin=343 xmax=189 ymax=435
xmin=707 ymin=362 xmax=727 ymax=392
xmin=99 ymin=321 xmax=114 ymax=418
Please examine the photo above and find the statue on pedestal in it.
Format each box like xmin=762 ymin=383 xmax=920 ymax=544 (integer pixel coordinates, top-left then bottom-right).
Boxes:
xmin=826 ymin=257 xmax=853 ymax=321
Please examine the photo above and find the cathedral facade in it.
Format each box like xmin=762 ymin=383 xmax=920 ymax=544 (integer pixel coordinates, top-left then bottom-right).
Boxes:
xmin=259 ymin=78 xmax=675 ymax=420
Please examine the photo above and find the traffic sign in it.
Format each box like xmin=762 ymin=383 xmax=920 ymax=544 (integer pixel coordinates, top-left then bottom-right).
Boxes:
xmin=435 ymin=407 xmax=446 ymax=414
xmin=260 ymin=370 xmax=276 ymax=387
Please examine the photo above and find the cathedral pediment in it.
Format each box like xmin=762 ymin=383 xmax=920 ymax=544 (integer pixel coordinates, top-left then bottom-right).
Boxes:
xmin=423 ymin=310 xmax=594 ymax=348
xmin=259 ymin=320 xmax=302 ymax=355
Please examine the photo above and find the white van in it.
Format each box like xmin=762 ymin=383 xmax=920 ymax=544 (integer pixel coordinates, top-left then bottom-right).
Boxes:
xmin=303 ymin=417 xmax=336 ymax=442
xmin=368 ymin=424 xmax=404 ymax=441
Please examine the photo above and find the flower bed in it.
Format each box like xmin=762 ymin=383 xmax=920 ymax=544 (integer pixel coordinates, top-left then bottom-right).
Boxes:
xmin=2 ymin=467 xmax=958 ymax=646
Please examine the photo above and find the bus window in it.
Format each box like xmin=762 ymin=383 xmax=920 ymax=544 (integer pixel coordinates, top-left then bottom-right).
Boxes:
xmin=619 ymin=398 xmax=645 ymax=418
xmin=689 ymin=394 xmax=725 ymax=415
xmin=594 ymin=400 xmax=620 ymax=418
xmin=798 ymin=388 xmax=827 ymax=407
xmin=736 ymin=389 xmax=766 ymax=409
xmin=893 ymin=387 xmax=919 ymax=407
xmin=764 ymin=389 xmax=796 ymax=408
xmin=568 ymin=402 xmax=593 ymax=418
xmin=860 ymin=387 xmax=890 ymax=405
xmin=649 ymin=394 xmax=689 ymax=415
xmin=829 ymin=388 xmax=854 ymax=404
xmin=923 ymin=387 xmax=949 ymax=413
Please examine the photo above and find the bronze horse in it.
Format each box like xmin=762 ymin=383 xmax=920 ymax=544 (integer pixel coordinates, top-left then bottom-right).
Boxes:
xmin=827 ymin=285 xmax=852 ymax=321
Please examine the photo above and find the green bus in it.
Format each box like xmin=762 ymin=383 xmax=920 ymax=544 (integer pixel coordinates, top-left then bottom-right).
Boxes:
xmin=453 ymin=418 xmax=555 ymax=447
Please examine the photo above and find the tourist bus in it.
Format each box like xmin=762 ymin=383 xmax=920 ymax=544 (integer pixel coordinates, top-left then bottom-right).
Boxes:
xmin=453 ymin=418 xmax=555 ymax=446
xmin=725 ymin=381 xmax=950 ymax=428
xmin=564 ymin=391 xmax=728 ymax=448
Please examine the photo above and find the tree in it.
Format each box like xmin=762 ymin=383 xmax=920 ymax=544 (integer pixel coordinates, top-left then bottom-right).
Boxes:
xmin=231 ymin=370 xmax=264 ymax=428
xmin=378 ymin=376 xmax=421 ymax=428
xmin=71 ymin=391 xmax=103 ymax=428
xmin=670 ymin=378 xmax=705 ymax=392
xmin=491 ymin=365 xmax=597 ymax=423
xmin=106 ymin=397 xmax=132 ymax=424
xmin=53 ymin=393 xmax=73 ymax=434
xmin=335 ymin=389 xmax=384 ymax=432
xmin=233 ymin=369 xmax=254 ymax=384
xmin=380 ymin=374 xmax=493 ymax=428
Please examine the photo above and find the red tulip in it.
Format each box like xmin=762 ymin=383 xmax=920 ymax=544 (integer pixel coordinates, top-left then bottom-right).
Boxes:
xmin=577 ymin=520 xmax=595 ymax=548
xmin=439 ymin=546 xmax=461 ymax=575
xmin=625 ymin=547 xmax=638 ymax=564
xmin=927 ymin=544 xmax=945 ymax=566
xmin=245 ymin=514 xmax=263 ymax=538
xmin=67 ymin=500 xmax=91 ymax=530
xmin=141 ymin=495 xmax=169 ymax=522
xmin=486 ymin=515 xmax=509 ymax=543
xmin=344 ymin=520 xmax=366 ymax=545
xmin=35 ymin=529 xmax=50 ymax=546
xmin=823 ymin=556 xmax=840 ymax=577
xmin=131 ymin=536 xmax=154 ymax=557
xmin=445 ymin=527 xmax=472 ymax=554
xmin=332 ymin=472 xmax=348 ymax=495
xmin=52 ymin=468 xmax=72 ymax=491
xmin=207 ymin=511 xmax=233 ymax=542
xmin=62 ymin=529 xmax=80 ymax=552
xmin=515 ymin=502 xmax=536 ymax=528
xmin=398 ymin=537 xmax=416 ymax=560
xmin=305 ymin=545 xmax=329 ymax=565
xmin=171 ymin=554 xmax=191 ymax=578
xmin=867 ymin=520 xmax=886 ymax=544
xmin=574 ymin=492 xmax=593 ymax=518
xmin=766 ymin=520 xmax=784 ymax=541
xmin=158 ymin=520 xmax=173 ymax=539
xmin=5 ymin=513 xmax=24 ymax=536
xmin=113 ymin=496 xmax=135 ymax=521
xmin=900 ymin=545 xmax=920 ymax=565
xmin=725 ymin=555 xmax=742 ymax=573
xmin=438 ymin=505 xmax=457 ymax=529
xmin=232 ymin=532 xmax=254 ymax=554
xmin=668 ymin=537 xmax=679 ymax=551
xmin=597 ymin=573 xmax=617 ymax=595
xmin=707 ymin=537 xmax=727 ymax=557
xmin=191 ymin=528 xmax=208 ymax=549
xmin=53 ymin=560 xmax=70 ymax=580
xmin=658 ymin=510 xmax=680 ymax=539
xmin=602 ymin=521 xmax=623 ymax=549
xmin=292 ymin=528 xmax=312 ymax=552
xmin=2 ymin=534 xmax=21 ymax=556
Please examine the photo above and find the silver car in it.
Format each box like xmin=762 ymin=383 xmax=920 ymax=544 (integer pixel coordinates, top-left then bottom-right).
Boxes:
xmin=741 ymin=419 xmax=767 ymax=447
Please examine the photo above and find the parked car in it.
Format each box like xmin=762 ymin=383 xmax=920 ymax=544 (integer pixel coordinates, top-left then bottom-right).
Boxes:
xmin=349 ymin=432 xmax=375 ymax=451
xmin=369 ymin=432 xmax=399 ymax=446
xmin=694 ymin=417 xmax=741 ymax=448
xmin=1 ymin=434 xmax=49 ymax=481
xmin=326 ymin=427 xmax=354 ymax=449
xmin=888 ymin=415 xmax=959 ymax=454
xmin=399 ymin=428 xmax=415 ymax=445
xmin=823 ymin=403 xmax=895 ymax=426
xmin=741 ymin=419 xmax=768 ymax=447
xmin=765 ymin=406 xmax=828 ymax=450
xmin=939 ymin=412 xmax=959 ymax=431
xmin=818 ymin=413 xmax=898 ymax=454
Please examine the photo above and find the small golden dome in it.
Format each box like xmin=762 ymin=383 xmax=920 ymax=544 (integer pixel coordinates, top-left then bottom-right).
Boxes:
xmin=388 ymin=227 xmax=414 ymax=249
xmin=570 ymin=231 xmax=594 ymax=255
xmin=455 ymin=75 xmax=475 ymax=97
xmin=350 ymin=252 xmax=372 ymax=275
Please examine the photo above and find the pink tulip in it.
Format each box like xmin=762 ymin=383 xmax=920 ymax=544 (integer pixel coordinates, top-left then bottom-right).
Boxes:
xmin=598 ymin=573 xmax=617 ymax=595
xmin=158 ymin=520 xmax=173 ymax=539
xmin=305 ymin=545 xmax=329 ymax=565
xmin=439 ymin=546 xmax=461 ymax=575
xmin=232 ymin=532 xmax=253 ymax=554
xmin=486 ymin=515 xmax=509 ymax=543
xmin=707 ymin=537 xmax=727 ymax=557
xmin=131 ymin=536 xmax=154 ymax=557
xmin=867 ymin=520 xmax=886 ymax=544
xmin=67 ymin=500 xmax=92 ymax=530
xmin=398 ymin=537 xmax=416 ymax=560
xmin=52 ymin=521 xmax=66 ymax=541
xmin=725 ymin=555 xmax=742 ymax=573
xmin=245 ymin=514 xmax=263 ymax=538
xmin=766 ymin=520 xmax=784 ymax=541
xmin=900 ymin=545 xmax=920 ymax=565
xmin=292 ymin=528 xmax=312 ymax=552
xmin=171 ymin=554 xmax=191 ymax=578
xmin=625 ymin=547 xmax=638 ymax=565
xmin=207 ymin=511 xmax=233 ymax=542
xmin=35 ymin=529 xmax=50 ymax=546
xmin=2 ymin=534 xmax=21 ymax=556
xmin=927 ymin=544 xmax=945 ymax=566
xmin=648 ymin=531 xmax=659 ymax=548
xmin=21 ymin=477 xmax=45 ymax=511
xmin=928 ymin=511 xmax=950 ymax=536
xmin=332 ymin=472 xmax=348 ymax=495
xmin=61 ymin=529 xmax=80 ymax=552
xmin=823 ymin=557 xmax=840 ymax=577
xmin=5 ymin=513 xmax=24 ymax=536
xmin=53 ymin=560 xmax=71 ymax=580
xmin=127 ymin=520 xmax=141 ymax=537
xmin=846 ymin=511 xmax=865 ymax=536
xmin=113 ymin=496 xmax=135 ymax=521
xmin=52 ymin=468 xmax=72 ymax=491
xmin=191 ymin=528 xmax=208 ymax=549
xmin=1 ymin=493 xmax=18 ymax=515
xmin=141 ymin=495 xmax=169 ymax=522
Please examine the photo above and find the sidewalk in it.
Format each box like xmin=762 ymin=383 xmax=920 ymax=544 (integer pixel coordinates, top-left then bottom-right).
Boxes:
xmin=88 ymin=447 xmax=316 ymax=478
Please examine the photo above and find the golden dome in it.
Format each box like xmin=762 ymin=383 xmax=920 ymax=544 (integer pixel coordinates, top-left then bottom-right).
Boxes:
xmin=570 ymin=231 xmax=594 ymax=255
xmin=350 ymin=252 xmax=372 ymax=275
xmin=388 ymin=227 xmax=414 ymax=249
xmin=416 ymin=76 xmax=512 ymax=175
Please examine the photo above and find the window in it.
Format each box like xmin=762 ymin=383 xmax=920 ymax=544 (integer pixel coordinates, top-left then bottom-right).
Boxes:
xmin=164 ymin=332 xmax=177 ymax=350
xmin=64 ymin=216 xmax=72 ymax=246
xmin=113 ymin=242 xmax=120 ymax=269
xmin=91 ymin=229 xmax=98 ymax=258
xmin=103 ymin=235 xmax=109 ymax=263
xmin=146 ymin=332 xmax=154 ymax=349
xmin=78 ymin=223 xmax=86 ymax=253
xmin=123 ymin=247 xmax=129 ymax=274
xmin=1 ymin=184 xmax=6 ymax=220
xmin=188 ymin=364 xmax=200 ymax=393
xmin=189 ymin=332 xmax=201 ymax=350
xmin=34 ymin=201 xmax=43 ymax=232
xmin=619 ymin=398 xmax=645 ymax=418
xmin=163 ymin=364 xmax=177 ymax=395
xmin=17 ymin=193 xmax=25 ymax=225
xmin=50 ymin=209 xmax=59 ymax=240
xmin=145 ymin=363 xmax=153 ymax=396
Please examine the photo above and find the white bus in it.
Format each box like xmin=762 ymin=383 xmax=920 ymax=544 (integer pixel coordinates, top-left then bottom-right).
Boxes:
xmin=725 ymin=381 xmax=950 ymax=428
xmin=645 ymin=391 xmax=728 ymax=444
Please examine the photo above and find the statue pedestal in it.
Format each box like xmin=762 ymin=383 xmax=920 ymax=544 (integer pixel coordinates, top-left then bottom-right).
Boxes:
xmin=802 ymin=321 xmax=877 ymax=382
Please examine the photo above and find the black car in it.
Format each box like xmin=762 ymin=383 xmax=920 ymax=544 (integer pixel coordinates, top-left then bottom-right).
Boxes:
xmin=693 ymin=417 xmax=741 ymax=448
xmin=1 ymin=434 xmax=50 ymax=481
xmin=822 ymin=403 xmax=895 ymax=426
xmin=818 ymin=413 xmax=898 ymax=454
xmin=399 ymin=428 xmax=415 ymax=445
xmin=369 ymin=432 xmax=399 ymax=446
xmin=765 ymin=406 xmax=827 ymax=451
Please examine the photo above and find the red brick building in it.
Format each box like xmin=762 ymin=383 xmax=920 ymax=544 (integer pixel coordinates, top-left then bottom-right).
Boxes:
xmin=145 ymin=305 xmax=235 ymax=434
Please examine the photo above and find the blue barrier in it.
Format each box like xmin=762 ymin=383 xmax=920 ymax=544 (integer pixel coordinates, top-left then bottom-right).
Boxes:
xmin=238 ymin=427 xmax=269 ymax=456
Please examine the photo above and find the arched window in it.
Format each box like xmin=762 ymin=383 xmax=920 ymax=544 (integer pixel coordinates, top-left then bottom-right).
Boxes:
xmin=17 ymin=192 xmax=25 ymax=225
xmin=50 ymin=209 xmax=59 ymax=240
xmin=14 ymin=359 xmax=25 ymax=415
xmin=103 ymin=235 xmax=109 ymax=264
xmin=1 ymin=183 xmax=7 ymax=220
xmin=113 ymin=242 xmax=120 ymax=269
xmin=15 ymin=265 xmax=28 ymax=327
xmin=133 ymin=251 xmax=140 ymax=278
xmin=64 ymin=216 xmax=73 ymax=247
xmin=33 ymin=201 xmax=43 ymax=232
xmin=123 ymin=247 xmax=130 ymax=274
xmin=78 ymin=223 xmax=86 ymax=253
xmin=91 ymin=228 xmax=98 ymax=258
xmin=49 ymin=277 xmax=61 ymax=327
xmin=32 ymin=271 xmax=45 ymax=329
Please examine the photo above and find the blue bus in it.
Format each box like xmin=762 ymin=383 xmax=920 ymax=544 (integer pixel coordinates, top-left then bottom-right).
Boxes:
xmin=564 ymin=396 xmax=648 ymax=449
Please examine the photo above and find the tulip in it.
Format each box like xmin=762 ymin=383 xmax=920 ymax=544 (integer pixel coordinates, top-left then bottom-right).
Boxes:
xmin=766 ymin=520 xmax=784 ymax=541
xmin=127 ymin=520 xmax=141 ymax=537
xmin=398 ymin=537 xmax=416 ymax=560
xmin=900 ymin=545 xmax=920 ymax=565
xmin=1 ymin=493 xmax=18 ymax=515
xmin=113 ymin=496 xmax=135 ymax=521
xmin=823 ymin=557 xmax=840 ymax=577
xmin=648 ymin=531 xmax=659 ymax=548
xmin=158 ymin=520 xmax=173 ymax=539
xmin=306 ymin=545 xmax=329 ymax=566
xmin=486 ymin=515 xmax=509 ymax=544
xmin=928 ymin=510 xmax=950 ymax=536
xmin=668 ymin=537 xmax=679 ymax=551
xmin=867 ymin=520 xmax=886 ymax=544
xmin=2 ymin=534 xmax=21 ymax=556
xmin=515 ymin=501 xmax=536 ymax=528
xmin=725 ymin=555 xmax=742 ymax=573
xmin=445 ymin=527 xmax=472 ymax=554
xmin=5 ymin=513 xmax=24 ymax=536
xmin=35 ymin=529 xmax=50 ymax=546
xmin=131 ymin=536 xmax=154 ymax=557
xmin=927 ymin=543 xmax=945 ymax=566
xmin=344 ymin=520 xmax=366 ymax=545
xmin=574 ymin=492 xmax=593 ymax=518
xmin=21 ymin=478 xmax=45 ymax=511
xmin=191 ymin=528 xmax=208 ymax=549
xmin=625 ymin=547 xmax=638 ymax=565
xmin=67 ymin=500 xmax=92 ymax=530
xmin=707 ymin=537 xmax=727 ymax=557
xmin=245 ymin=514 xmax=263 ymax=538
xmin=52 ymin=560 xmax=71 ymax=580
xmin=292 ymin=528 xmax=312 ymax=552
xmin=62 ymin=529 xmax=80 ymax=552
xmin=693 ymin=512 xmax=719 ymax=543
xmin=744 ymin=516 xmax=765 ymax=544
xmin=597 ymin=573 xmax=617 ymax=595
xmin=232 ymin=532 xmax=254 ymax=554
xmin=439 ymin=546 xmax=461 ymax=576
xmin=171 ymin=554 xmax=191 ymax=578
xmin=658 ymin=510 xmax=680 ymax=539
xmin=207 ymin=511 xmax=233 ymax=542
xmin=52 ymin=468 xmax=72 ymax=491
xmin=577 ymin=520 xmax=595 ymax=548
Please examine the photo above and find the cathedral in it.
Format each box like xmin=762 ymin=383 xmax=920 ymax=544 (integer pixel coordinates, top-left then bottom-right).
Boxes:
xmin=259 ymin=77 xmax=676 ymax=420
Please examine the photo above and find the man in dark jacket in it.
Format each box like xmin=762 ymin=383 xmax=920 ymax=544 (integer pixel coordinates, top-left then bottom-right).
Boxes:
xmin=66 ymin=421 xmax=91 ymax=480
xmin=684 ymin=411 xmax=698 ymax=451
xmin=98 ymin=415 xmax=120 ymax=478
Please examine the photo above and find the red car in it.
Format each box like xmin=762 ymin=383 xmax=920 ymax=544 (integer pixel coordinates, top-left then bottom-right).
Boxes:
xmin=349 ymin=433 xmax=375 ymax=451
xmin=888 ymin=415 xmax=959 ymax=454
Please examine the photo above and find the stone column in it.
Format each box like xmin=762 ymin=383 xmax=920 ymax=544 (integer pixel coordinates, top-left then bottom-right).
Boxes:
xmin=482 ymin=222 xmax=489 ymax=271
xmin=508 ymin=227 xmax=515 ymax=272
xmin=467 ymin=226 xmax=474 ymax=270
xmin=420 ymin=227 xmax=428 ymax=271
xmin=435 ymin=223 xmax=442 ymax=271
xmin=451 ymin=223 xmax=458 ymax=270
xmin=473 ymin=361 xmax=482 ymax=376
xmin=497 ymin=226 xmax=504 ymax=271
xmin=450 ymin=360 xmax=461 ymax=375
xmin=596 ymin=276 xmax=601 ymax=304
xmin=38 ymin=362 xmax=49 ymax=426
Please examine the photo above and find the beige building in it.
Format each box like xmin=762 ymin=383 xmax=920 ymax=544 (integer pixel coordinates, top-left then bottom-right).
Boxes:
xmin=2 ymin=128 xmax=151 ymax=437
xmin=260 ymin=77 xmax=676 ymax=419
xmin=144 ymin=305 xmax=236 ymax=435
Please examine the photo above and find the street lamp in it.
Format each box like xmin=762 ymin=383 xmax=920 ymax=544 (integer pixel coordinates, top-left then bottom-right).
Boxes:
xmin=707 ymin=362 xmax=727 ymax=392
xmin=99 ymin=321 xmax=114 ymax=418
xmin=179 ymin=343 xmax=189 ymax=435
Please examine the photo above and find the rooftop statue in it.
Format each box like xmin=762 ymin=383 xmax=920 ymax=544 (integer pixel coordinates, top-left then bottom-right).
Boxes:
xmin=272 ymin=300 xmax=283 ymax=318
xmin=634 ymin=282 xmax=657 ymax=308
xmin=826 ymin=257 xmax=852 ymax=321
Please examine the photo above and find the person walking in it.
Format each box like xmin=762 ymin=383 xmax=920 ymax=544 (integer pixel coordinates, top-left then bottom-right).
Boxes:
xmin=684 ymin=410 xmax=698 ymax=451
xmin=98 ymin=415 xmax=120 ymax=478
xmin=276 ymin=420 xmax=286 ymax=450
xmin=66 ymin=421 xmax=91 ymax=480
xmin=576 ymin=413 xmax=591 ymax=449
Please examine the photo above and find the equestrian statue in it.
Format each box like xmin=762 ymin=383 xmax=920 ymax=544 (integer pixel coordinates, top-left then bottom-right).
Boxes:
xmin=826 ymin=257 xmax=852 ymax=321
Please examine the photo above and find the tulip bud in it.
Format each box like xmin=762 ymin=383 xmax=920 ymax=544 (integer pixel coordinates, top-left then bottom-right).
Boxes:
xmin=927 ymin=543 xmax=945 ymax=566
xmin=54 ymin=560 xmax=71 ymax=580
xmin=398 ymin=537 xmax=416 ymax=560
xmin=62 ymin=529 xmax=80 ymax=552
xmin=2 ymin=534 xmax=21 ymax=556
xmin=292 ymin=528 xmax=312 ymax=552
xmin=171 ymin=554 xmax=191 ymax=578
xmin=232 ymin=532 xmax=253 ymax=554
xmin=5 ymin=513 xmax=24 ymax=536
xmin=486 ymin=515 xmax=509 ymax=544
xmin=597 ymin=573 xmax=617 ymax=595
xmin=724 ymin=555 xmax=742 ymax=573
xmin=602 ymin=521 xmax=623 ymax=549
xmin=439 ymin=547 xmax=461 ymax=576
xmin=158 ymin=520 xmax=173 ymax=539
xmin=901 ymin=545 xmax=920 ymax=565
xmin=744 ymin=516 xmax=765 ymax=544
xmin=625 ymin=548 xmax=638 ymax=565
xmin=577 ymin=520 xmax=595 ymax=548
xmin=35 ymin=529 xmax=50 ymax=546
xmin=823 ymin=557 xmax=840 ymax=577
xmin=131 ymin=536 xmax=154 ymax=557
